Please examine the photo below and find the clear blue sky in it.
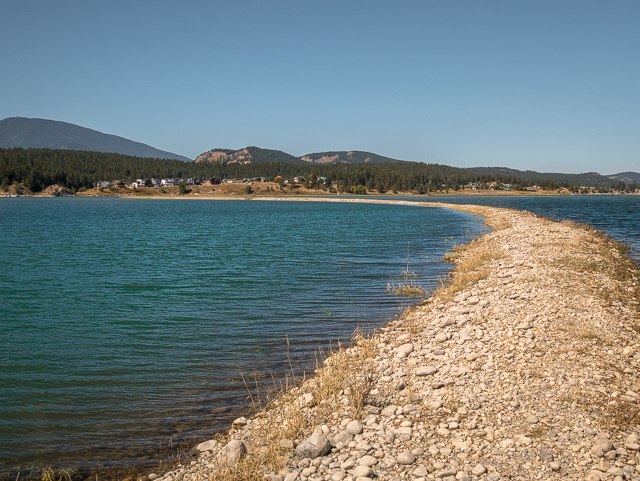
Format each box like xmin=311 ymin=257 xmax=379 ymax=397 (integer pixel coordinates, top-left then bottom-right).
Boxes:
xmin=1 ymin=1 xmax=638 ymax=173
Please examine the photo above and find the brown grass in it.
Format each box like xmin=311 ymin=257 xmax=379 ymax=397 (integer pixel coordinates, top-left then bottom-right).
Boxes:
xmin=205 ymin=330 xmax=378 ymax=480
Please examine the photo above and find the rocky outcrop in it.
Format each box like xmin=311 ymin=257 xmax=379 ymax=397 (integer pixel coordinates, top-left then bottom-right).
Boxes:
xmin=142 ymin=202 xmax=640 ymax=481
xmin=37 ymin=184 xmax=76 ymax=197
xmin=195 ymin=149 xmax=252 ymax=164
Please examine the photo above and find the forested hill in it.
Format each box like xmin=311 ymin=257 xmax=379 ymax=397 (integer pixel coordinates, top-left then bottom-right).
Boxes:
xmin=195 ymin=148 xmax=401 ymax=165
xmin=466 ymin=166 xmax=618 ymax=188
xmin=2 ymin=148 xmax=535 ymax=193
xmin=300 ymin=151 xmax=402 ymax=164
xmin=608 ymin=172 xmax=640 ymax=184
xmin=195 ymin=147 xmax=304 ymax=164
xmin=0 ymin=117 xmax=191 ymax=162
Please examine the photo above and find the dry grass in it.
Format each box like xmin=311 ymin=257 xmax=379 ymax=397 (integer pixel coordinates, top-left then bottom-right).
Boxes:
xmin=206 ymin=330 xmax=378 ymax=480
xmin=438 ymin=242 xmax=500 ymax=302
xmin=40 ymin=467 xmax=76 ymax=481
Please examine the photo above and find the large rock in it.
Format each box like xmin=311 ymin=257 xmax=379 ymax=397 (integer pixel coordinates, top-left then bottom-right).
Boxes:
xmin=381 ymin=404 xmax=397 ymax=416
xmin=346 ymin=420 xmax=363 ymax=435
xmin=396 ymin=451 xmax=416 ymax=465
xmin=295 ymin=432 xmax=331 ymax=459
xmin=196 ymin=439 xmax=218 ymax=452
xmin=395 ymin=343 xmax=414 ymax=358
xmin=332 ymin=430 xmax=352 ymax=446
xmin=351 ymin=465 xmax=373 ymax=478
xmin=218 ymin=439 xmax=246 ymax=466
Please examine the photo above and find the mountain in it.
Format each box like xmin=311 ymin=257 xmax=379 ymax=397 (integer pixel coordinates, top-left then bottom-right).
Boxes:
xmin=195 ymin=148 xmax=405 ymax=165
xmin=300 ymin=151 xmax=403 ymax=164
xmin=0 ymin=117 xmax=191 ymax=161
xmin=607 ymin=172 xmax=640 ymax=184
xmin=195 ymin=147 xmax=303 ymax=164
xmin=466 ymin=166 xmax=617 ymax=187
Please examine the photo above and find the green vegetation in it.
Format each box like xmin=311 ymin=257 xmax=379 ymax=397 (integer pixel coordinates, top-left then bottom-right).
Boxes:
xmin=1 ymin=148 xmax=636 ymax=194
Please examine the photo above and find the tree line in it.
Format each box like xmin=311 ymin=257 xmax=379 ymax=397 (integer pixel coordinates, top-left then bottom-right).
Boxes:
xmin=1 ymin=148 xmax=636 ymax=193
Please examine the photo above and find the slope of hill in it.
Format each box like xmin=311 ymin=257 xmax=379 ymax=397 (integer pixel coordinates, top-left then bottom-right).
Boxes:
xmin=0 ymin=117 xmax=191 ymax=161
xmin=607 ymin=171 xmax=640 ymax=184
xmin=195 ymin=146 xmax=303 ymax=164
xmin=300 ymin=150 xmax=402 ymax=164
xmin=195 ymin=148 xmax=405 ymax=165
xmin=466 ymin=166 xmax=616 ymax=187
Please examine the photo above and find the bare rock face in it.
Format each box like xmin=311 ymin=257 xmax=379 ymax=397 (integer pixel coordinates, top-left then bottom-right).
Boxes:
xmin=295 ymin=432 xmax=331 ymax=459
xmin=39 ymin=184 xmax=76 ymax=197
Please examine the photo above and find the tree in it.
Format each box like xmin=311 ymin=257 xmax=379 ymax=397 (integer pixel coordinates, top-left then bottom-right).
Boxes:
xmin=178 ymin=180 xmax=187 ymax=194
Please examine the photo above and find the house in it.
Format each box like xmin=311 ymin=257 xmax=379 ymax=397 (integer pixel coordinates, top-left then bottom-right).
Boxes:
xmin=161 ymin=178 xmax=175 ymax=187
xmin=151 ymin=178 xmax=162 ymax=187
xmin=111 ymin=180 xmax=125 ymax=188
xmin=96 ymin=181 xmax=110 ymax=188
xmin=132 ymin=179 xmax=150 ymax=188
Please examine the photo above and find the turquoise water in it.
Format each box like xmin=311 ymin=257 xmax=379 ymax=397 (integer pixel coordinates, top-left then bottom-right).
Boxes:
xmin=0 ymin=198 xmax=487 ymax=477
xmin=420 ymin=195 xmax=640 ymax=260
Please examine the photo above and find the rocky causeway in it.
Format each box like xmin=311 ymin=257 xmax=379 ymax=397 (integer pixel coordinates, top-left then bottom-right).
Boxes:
xmin=138 ymin=202 xmax=640 ymax=481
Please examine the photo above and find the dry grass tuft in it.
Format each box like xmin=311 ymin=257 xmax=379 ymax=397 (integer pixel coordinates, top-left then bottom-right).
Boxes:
xmin=41 ymin=467 xmax=76 ymax=481
xmin=438 ymin=243 xmax=500 ymax=302
xmin=207 ymin=329 xmax=379 ymax=480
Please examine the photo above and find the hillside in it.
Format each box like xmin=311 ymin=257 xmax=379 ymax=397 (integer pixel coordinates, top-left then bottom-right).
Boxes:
xmin=0 ymin=117 xmax=191 ymax=161
xmin=608 ymin=172 xmax=640 ymax=184
xmin=195 ymin=147 xmax=303 ymax=164
xmin=195 ymin=148 xmax=403 ymax=165
xmin=301 ymin=151 xmax=403 ymax=164
xmin=1 ymin=148 xmax=540 ymax=194
xmin=466 ymin=167 xmax=617 ymax=188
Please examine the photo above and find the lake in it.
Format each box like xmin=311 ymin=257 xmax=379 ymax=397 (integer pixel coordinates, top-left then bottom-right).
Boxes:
xmin=0 ymin=197 xmax=486 ymax=477
xmin=1 ymin=194 xmax=638 ymax=478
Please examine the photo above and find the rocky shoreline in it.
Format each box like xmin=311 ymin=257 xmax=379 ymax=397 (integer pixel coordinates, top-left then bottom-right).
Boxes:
xmin=139 ymin=202 xmax=640 ymax=481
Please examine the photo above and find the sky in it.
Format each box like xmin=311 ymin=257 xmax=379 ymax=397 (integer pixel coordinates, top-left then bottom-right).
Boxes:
xmin=1 ymin=1 xmax=639 ymax=173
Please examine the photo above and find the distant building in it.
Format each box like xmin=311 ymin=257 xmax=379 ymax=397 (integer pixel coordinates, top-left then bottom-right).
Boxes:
xmin=132 ymin=179 xmax=150 ymax=188
xmin=151 ymin=178 xmax=162 ymax=187
xmin=161 ymin=178 xmax=176 ymax=187
xmin=96 ymin=181 xmax=110 ymax=188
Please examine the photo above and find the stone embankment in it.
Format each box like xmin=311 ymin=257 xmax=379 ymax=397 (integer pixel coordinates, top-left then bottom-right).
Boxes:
xmin=145 ymin=204 xmax=640 ymax=481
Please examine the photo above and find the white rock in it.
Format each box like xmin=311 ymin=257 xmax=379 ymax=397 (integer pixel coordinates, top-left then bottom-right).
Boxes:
xmin=396 ymin=343 xmax=414 ymax=358
xmin=396 ymin=451 xmax=416 ymax=465
xmin=351 ymin=465 xmax=373 ymax=478
xmin=284 ymin=472 xmax=299 ymax=481
xmin=415 ymin=366 xmax=438 ymax=376
xmin=346 ymin=420 xmax=363 ymax=435
xmin=218 ymin=439 xmax=246 ymax=466
xmin=359 ymin=455 xmax=378 ymax=466
xmin=196 ymin=439 xmax=218 ymax=452
xmin=471 ymin=464 xmax=487 ymax=476
xmin=295 ymin=433 xmax=331 ymax=459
